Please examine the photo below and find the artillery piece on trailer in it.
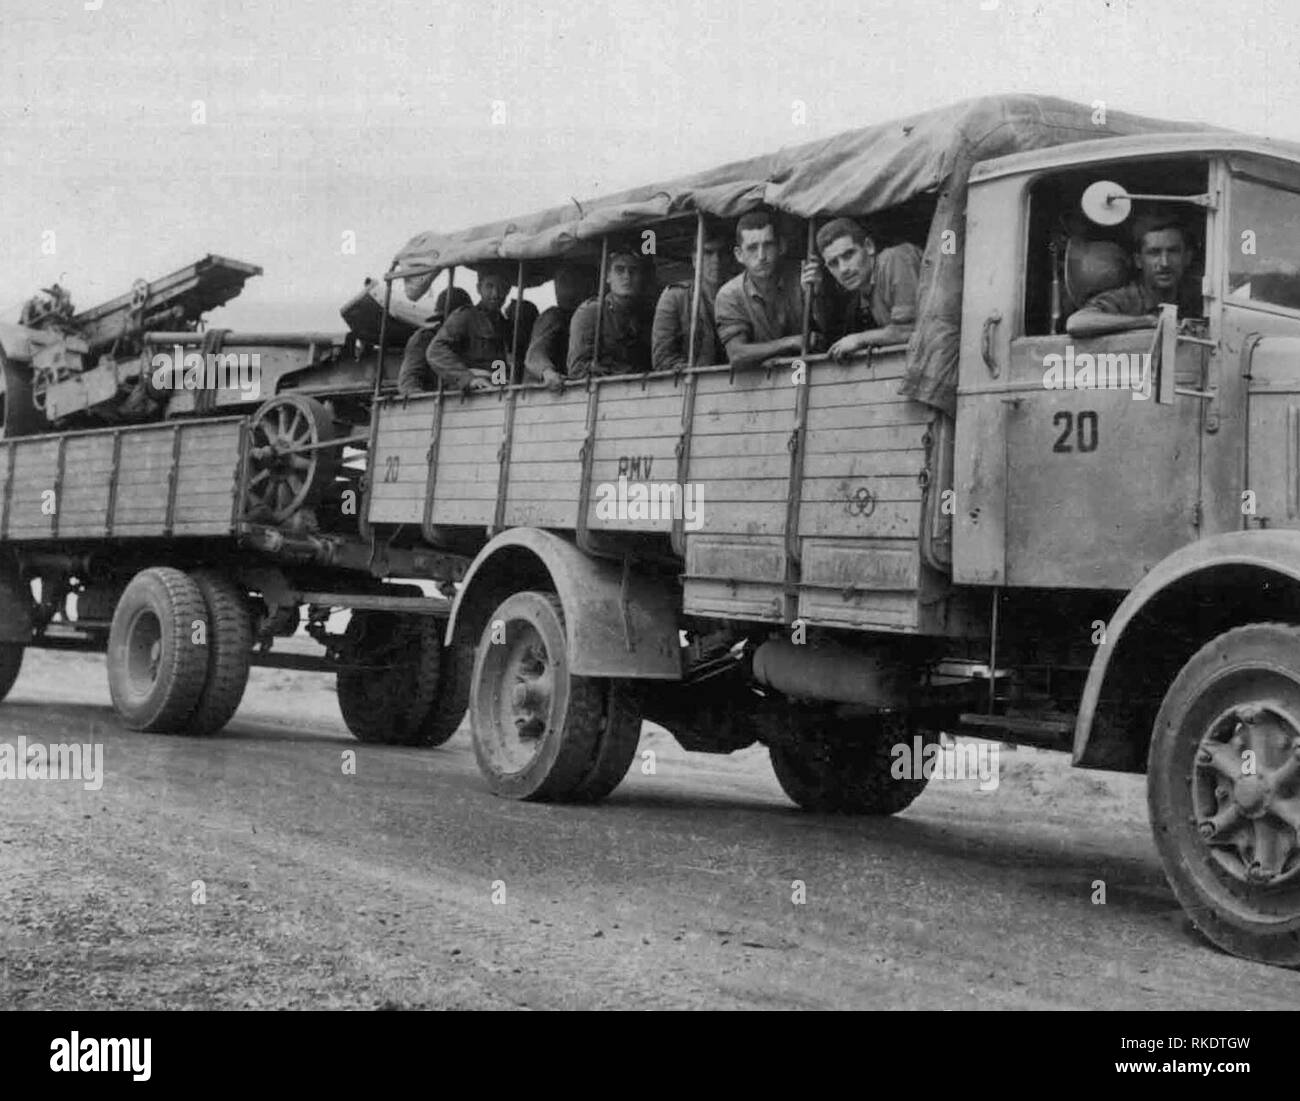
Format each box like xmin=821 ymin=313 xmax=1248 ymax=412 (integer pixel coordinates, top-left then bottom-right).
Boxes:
xmin=0 ymin=255 xmax=426 ymax=534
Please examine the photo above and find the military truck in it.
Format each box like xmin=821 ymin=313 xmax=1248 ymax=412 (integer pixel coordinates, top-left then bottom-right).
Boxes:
xmin=3 ymin=94 xmax=1300 ymax=966
xmin=361 ymin=94 xmax=1300 ymax=967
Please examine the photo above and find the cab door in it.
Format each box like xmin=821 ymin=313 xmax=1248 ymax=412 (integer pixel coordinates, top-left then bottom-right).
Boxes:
xmin=1000 ymin=330 xmax=1206 ymax=589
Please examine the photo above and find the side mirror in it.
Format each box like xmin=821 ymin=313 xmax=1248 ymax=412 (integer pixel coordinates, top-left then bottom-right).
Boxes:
xmin=1081 ymin=180 xmax=1133 ymax=226
xmin=1082 ymin=180 xmax=1217 ymax=227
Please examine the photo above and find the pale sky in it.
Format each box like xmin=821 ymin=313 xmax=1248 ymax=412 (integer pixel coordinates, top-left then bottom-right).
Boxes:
xmin=1 ymin=0 xmax=1295 ymax=330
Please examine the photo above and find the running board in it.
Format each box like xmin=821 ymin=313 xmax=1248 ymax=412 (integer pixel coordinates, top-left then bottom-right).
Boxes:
xmin=957 ymin=712 xmax=1074 ymax=750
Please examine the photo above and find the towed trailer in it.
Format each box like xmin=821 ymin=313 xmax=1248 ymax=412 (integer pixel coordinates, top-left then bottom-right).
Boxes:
xmin=0 ymin=408 xmax=474 ymax=747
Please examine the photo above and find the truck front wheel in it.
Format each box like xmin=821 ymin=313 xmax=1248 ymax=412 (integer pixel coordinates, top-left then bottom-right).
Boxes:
xmin=769 ymin=709 xmax=935 ymax=815
xmin=1149 ymin=622 xmax=1300 ymax=967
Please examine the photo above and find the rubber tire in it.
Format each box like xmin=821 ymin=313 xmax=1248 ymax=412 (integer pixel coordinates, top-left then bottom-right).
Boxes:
xmin=569 ymin=680 xmax=642 ymax=803
xmin=337 ymin=612 xmax=442 ymax=745
xmin=1149 ymin=622 xmax=1300 ymax=967
xmin=186 ymin=570 xmax=253 ymax=736
xmin=769 ymin=712 xmax=936 ymax=815
xmin=413 ymin=638 xmax=473 ymax=747
xmin=469 ymin=591 xmax=605 ymax=802
xmin=0 ymin=643 xmax=23 ymax=702
xmin=107 ymin=567 xmax=209 ymax=733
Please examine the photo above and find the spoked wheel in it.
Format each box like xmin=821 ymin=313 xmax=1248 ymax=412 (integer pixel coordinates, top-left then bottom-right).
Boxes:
xmin=1149 ymin=623 xmax=1300 ymax=966
xmin=768 ymin=708 xmax=937 ymax=815
xmin=246 ymin=394 xmax=338 ymax=523
xmin=469 ymin=591 xmax=638 ymax=802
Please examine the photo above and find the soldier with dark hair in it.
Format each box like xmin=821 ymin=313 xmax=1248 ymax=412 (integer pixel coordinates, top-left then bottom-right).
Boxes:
xmin=651 ymin=221 xmax=729 ymax=373
xmin=806 ymin=217 xmax=922 ymax=359
xmin=426 ymin=264 xmax=515 ymax=391
xmin=567 ymin=242 xmax=655 ymax=379
xmin=397 ymin=285 xmax=473 ymax=396
xmin=1066 ymin=208 xmax=1201 ymax=337
xmin=714 ymin=210 xmax=821 ymax=369
xmin=524 ymin=261 xmax=597 ymax=390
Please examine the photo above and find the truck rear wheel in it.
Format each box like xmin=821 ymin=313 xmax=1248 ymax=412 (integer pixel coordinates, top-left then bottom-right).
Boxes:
xmin=107 ymin=567 xmax=209 ymax=733
xmin=469 ymin=591 xmax=626 ymax=801
xmin=186 ymin=570 xmax=253 ymax=736
xmin=337 ymin=611 xmax=442 ymax=745
xmin=413 ymin=639 xmax=473 ymax=747
xmin=570 ymin=681 xmax=642 ymax=803
xmin=1148 ymin=623 xmax=1300 ymax=967
xmin=769 ymin=711 xmax=935 ymax=815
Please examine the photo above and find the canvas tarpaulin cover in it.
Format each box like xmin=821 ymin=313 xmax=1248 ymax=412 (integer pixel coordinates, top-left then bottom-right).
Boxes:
xmin=392 ymin=94 xmax=1218 ymax=413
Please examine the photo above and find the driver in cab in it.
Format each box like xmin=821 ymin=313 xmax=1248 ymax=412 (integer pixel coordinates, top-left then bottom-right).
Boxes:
xmin=1066 ymin=208 xmax=1201 ymax=338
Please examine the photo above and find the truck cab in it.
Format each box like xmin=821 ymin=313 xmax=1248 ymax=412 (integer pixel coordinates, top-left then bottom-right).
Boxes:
xmin=957 ymin=136 xmax=1300 ymax=583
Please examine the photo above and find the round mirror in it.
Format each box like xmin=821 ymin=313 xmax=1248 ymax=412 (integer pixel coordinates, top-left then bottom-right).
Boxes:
xmin=1081 ymin=180 xmax=1132 ymax=226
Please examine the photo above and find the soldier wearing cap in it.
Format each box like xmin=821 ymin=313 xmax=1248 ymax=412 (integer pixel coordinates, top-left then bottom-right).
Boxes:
xmin=1066 ymin=208 xmax=1201 ymax=338
xmin=397 ymin=285 xmax=473 ymax=396
xmin=525 ymin=261 xmax=598 ymax=390
xmin=426 ymin=263 xmax=515 ymax=391
xmin=567 ymin=243 xmax=655 ymax=379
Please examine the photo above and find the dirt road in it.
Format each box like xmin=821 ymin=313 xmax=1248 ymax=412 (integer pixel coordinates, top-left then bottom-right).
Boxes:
xmin=2 ymin=647 xmax=1298 ymax=1010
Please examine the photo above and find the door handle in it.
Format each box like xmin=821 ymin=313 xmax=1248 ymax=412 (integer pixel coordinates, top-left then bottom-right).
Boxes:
xmin=981 ymin=312 xmax=1002 ymax=377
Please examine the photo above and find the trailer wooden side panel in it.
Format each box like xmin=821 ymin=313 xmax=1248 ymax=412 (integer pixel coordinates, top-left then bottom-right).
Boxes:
xmin=0 ymin=417 xmax=244 ymax=542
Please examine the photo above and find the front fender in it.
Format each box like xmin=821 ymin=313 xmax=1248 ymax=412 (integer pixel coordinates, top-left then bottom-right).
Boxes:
xmin=445 ymin=527 xmax=682 ymax=679
xmin=1074 ymin=529 xmax=1300 ymax=763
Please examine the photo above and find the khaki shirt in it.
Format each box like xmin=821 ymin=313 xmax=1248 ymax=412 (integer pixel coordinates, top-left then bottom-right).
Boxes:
xmin=832 ymin=242 xmax=922 ymax=339
xmin=713 ymin=263 xmax=808 ymax=351
xmin=651 ymin=282 xmax=721 ymax=372
xmin=524 ymin=305 xmax=574 ymax=381
xmin=426 ymin=303 xmax=510 ymax=387
xmin=1083 ymin=278 xmax=1202 ymax=319
xmin=567 ymin=295 xmax=654 ymax=378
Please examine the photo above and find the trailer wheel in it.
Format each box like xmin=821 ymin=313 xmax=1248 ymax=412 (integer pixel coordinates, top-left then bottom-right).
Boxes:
xmin=185 ymin=570 xmax=253 ymax=736
xmin=0 ymin=643 xmax=23 ymax=702
xmin=107 ymin=567 xmax=209 ymax=733
xmin=0 ymin=563 xmax=29 ymax=702
xmin=1148 ymin=623 xmax=1300 ymax=967
xmin=469 ymin=591 xmax=613 ymax=801
xmin=769 ymin=711 xmax=935 ymax=814
xmin=413 ymin=639 xmax=473 ymax=747
xmin=337 ymin=611 xmax=442 ymax=745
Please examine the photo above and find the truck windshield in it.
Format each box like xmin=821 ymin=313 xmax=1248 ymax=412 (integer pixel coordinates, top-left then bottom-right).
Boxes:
xmin=1228 ymin=176 xmax=1300 ymax=311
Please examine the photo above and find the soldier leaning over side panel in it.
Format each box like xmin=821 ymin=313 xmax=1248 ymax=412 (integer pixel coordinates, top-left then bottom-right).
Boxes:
xmin=566 ymin=243 xmax=655 ymax=379
xmin=651 ymin=221 xmax=729 ymax=373
xmin=397 ymin=285 xmax=473 ymax=396
xmin=425 ymin=263 xmax=515 ymax=392
xmin=805 ymin=217 xmax=922 ymax=360
xmin=524 ymin=261 xmax=598 ymax=390
xmin=1065 ymin=208 xmax=1202 ymax=338
xmin=714 ymin=210 xmax=822 ymax=369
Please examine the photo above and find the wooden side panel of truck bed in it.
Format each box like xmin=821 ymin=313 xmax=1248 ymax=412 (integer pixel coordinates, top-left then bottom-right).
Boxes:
xmin=367 ymin=350 xmax=955 ymax=634
xmin=0 ymin=417 xmax=245 ymax=542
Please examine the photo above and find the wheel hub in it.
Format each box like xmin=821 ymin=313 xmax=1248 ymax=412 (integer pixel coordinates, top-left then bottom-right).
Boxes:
xmin=508 ymin=644 xmax=552 ymax=741
xmin=1194 ymin=703 xmax=1300 ymax=886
